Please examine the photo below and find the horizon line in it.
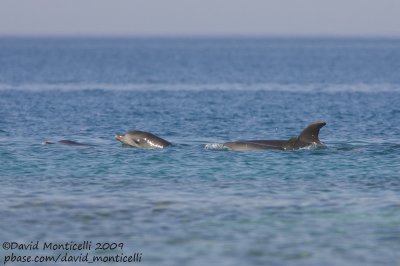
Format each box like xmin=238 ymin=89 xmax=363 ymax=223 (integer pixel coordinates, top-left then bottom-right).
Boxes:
xmin=1 ymin=33 xmax=400 ymax=39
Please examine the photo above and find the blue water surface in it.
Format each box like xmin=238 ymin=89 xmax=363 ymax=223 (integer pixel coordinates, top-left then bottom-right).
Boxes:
xmin=0 ymin=38 xmax=400 ymax=266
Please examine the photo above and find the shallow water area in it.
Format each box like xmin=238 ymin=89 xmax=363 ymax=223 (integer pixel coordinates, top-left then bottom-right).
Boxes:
xmin=1 ymin=38 xmax=400 ymax=266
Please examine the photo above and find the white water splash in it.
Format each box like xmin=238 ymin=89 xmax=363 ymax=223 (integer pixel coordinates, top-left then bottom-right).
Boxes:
xmin=204 ymin=143 xmax=228 ymax=150
xmin=299 ymin=143 xmax=326 ymax=150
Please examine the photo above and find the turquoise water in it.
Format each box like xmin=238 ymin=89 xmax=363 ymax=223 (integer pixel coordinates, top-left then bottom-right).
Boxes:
xmin=1 ymin=38 xmax=400 ymax=266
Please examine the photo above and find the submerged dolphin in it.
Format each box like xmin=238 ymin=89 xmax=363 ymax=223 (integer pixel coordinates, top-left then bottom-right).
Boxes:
xmin=223 ymin=121 xmax=326 ymax=151
xmin=115 ymin=130 xmax=171 ymax=149
xmin=42 ymin=140 xmax=92 ymax=146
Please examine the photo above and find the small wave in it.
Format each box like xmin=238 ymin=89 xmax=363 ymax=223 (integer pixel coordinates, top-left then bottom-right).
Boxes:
xmin=1 ymin=83 xmax=400 ymax=93
xmin=299 ymin=143 xmax=326 ymax=150
xmin=204 ymin=143 xmax=228 ymax=150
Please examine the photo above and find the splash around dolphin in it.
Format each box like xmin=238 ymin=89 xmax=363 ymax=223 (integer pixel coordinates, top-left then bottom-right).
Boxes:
xmin=222 ymin=121 xmax=326 ymax=151
xmin=115 ymin=130 xmax=171 ymax=149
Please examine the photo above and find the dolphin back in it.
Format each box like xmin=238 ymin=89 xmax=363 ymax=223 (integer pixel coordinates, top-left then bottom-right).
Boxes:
xmin=58 ymin=140 xmax=91 ymax=146
xmin=223 ymin=141 xmax=284 ymax=151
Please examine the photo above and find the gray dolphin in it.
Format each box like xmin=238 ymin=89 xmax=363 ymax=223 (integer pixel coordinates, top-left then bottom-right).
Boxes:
xmin=42 ymin=140 xmax=92 ymax=146
xmin=115 ymin=130 xmax=171 ymax=149
xmin=223 ymin=121 xmax=326 ymax=151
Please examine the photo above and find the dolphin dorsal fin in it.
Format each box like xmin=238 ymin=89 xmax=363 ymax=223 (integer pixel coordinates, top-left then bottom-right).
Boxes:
xmin=298 ymin=121 xmax=326 ymax=144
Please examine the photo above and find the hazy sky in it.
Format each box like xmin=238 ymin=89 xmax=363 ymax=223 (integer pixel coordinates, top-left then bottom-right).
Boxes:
xmin=1 ymin=0 xmax=400 ymax=37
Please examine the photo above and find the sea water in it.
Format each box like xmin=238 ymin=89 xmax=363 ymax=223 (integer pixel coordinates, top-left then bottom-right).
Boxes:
xmin=0 ymin=38 xmax=399 ymax=266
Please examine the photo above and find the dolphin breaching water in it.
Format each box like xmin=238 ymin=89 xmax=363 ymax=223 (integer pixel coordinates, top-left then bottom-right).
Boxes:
xmin=115 ymin=130 xmax=171 ymax=149
xmin=222 ymin=121 xmax=326 ymax=151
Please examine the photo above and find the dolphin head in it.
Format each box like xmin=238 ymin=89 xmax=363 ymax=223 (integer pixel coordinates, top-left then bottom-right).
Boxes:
xmin=115 ymin=130 xmax=170 ymax=149
xmin=115 ymin=133 xmax=141 ymax=147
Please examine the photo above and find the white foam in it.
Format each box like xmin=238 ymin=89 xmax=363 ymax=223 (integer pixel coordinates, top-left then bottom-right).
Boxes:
xmin=299 ymin=143 xmax=326 ymax=150
xmin=204 ymin=143 xmax=227 ymax=150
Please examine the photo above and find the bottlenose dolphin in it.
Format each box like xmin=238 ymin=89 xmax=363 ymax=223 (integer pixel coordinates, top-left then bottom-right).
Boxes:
xmin=115 ymin=130 xmax=170 ymax=149
xmin=42 ymin=140 xmax=92 ymax=146
xmin=223 ymin=121 xmax=326 ymax=151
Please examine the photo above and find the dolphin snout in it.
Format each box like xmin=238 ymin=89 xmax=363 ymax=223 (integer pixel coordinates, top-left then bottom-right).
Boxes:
xmin=115 ymin=134 xmax=123 ymax=141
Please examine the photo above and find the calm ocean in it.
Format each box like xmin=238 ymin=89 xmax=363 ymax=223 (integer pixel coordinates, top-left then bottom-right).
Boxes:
xmin=0 ymin=38 xmax=400 ymax=266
